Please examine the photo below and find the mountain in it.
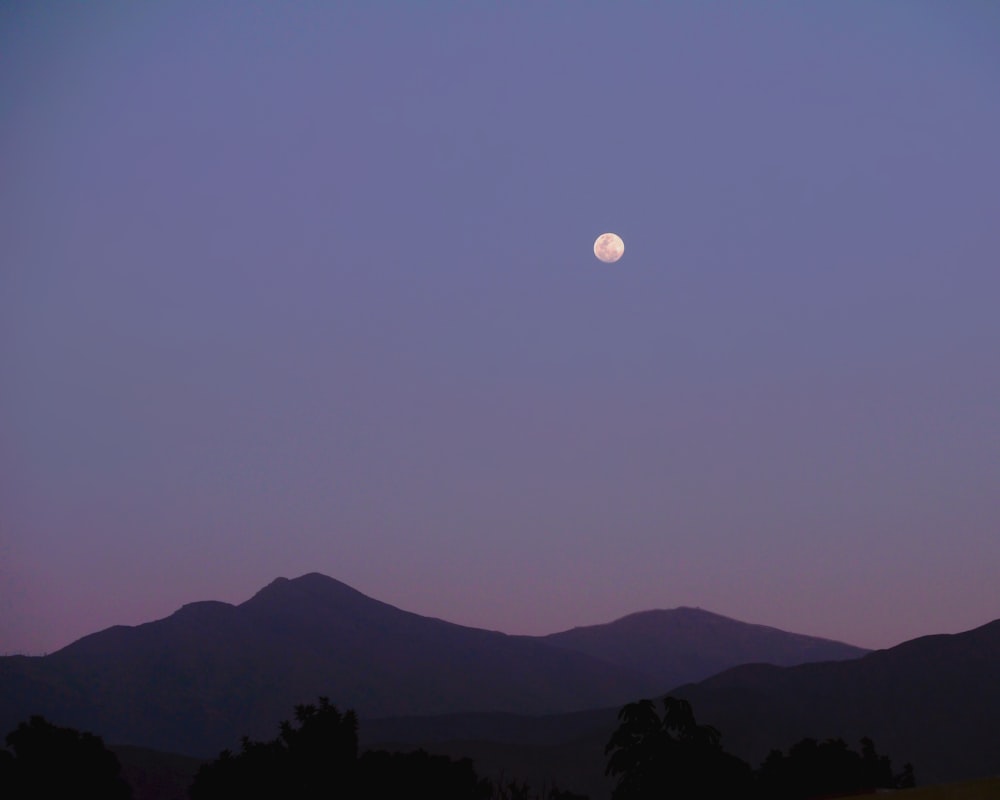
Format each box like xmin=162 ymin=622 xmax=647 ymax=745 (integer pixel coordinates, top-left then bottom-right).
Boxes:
xmin=0 ymin=573 xmax=865 ymax=757
xmin=667 ymin=618 xmax=1000 ymax=785
xmin=364 ymin=618 xmax=1000 ymax=791
xmin=540 ymin=607 xmax=867 ymax=689
xmin=0 ymin=574 xmax=647 ymax=755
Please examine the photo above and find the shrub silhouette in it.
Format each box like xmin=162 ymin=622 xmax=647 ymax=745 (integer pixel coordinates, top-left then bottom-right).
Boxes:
xmin=757 ymin=734 xmax=914 ymax=799
xmin=606 ymin=697 xmax=914 ymax=800
xmin=191 ymin=698 xmax=358 ymax=798
xmin=359 ymin=749 xmax=488 ymax=799
xmin=190 ymin=696 xmax=491 ymax=799
xmin=0 ymin=715 xmax=132 ymax=799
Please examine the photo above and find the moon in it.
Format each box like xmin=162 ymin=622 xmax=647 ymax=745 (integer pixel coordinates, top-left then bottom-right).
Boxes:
xmin=594 ymin=232 xmax=625 ymax=263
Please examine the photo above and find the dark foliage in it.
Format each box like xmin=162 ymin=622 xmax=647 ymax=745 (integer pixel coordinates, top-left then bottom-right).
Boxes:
xmin=547 ymin=790 xmax=590 ymax=800
xmin=359 ymin=749 xmax=489 ymax=800
xmin=190 ymin=698 xmax=359 ymax=799
xmin=757 ymin=735 xmax=915 ymax=799
xmin=606 ymin=696 xmax=917 ymax=800
xmin=190 ymin=696 xmax=492 ymax=799
xmin=0 ymin=715 xmax=132 ymax=799
xmin=488 ymin=779 xmax=590 ymax=800
xmin=605 ymin=697 xmax=753 ymax=800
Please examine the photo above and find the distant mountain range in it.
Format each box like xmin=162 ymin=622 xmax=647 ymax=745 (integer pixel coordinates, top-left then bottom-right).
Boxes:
xmin=0 ymin=572 xmax=864 ymax=757
xmin=366 ymin=619 xmax=1000 ymax=793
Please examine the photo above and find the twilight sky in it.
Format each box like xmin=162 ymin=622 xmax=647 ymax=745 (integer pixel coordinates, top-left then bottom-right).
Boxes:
xmin=2 ymin=2 xmax=998 ymax=655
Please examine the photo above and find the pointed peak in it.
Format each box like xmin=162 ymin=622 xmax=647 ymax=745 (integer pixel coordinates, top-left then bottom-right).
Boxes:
xmin=241 ymin=572 xmax=377 ymax=610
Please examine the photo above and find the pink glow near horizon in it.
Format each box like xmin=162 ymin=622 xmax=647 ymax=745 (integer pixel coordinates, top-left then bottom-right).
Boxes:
xmin=2 ymin=3 xmax=998 ymax=657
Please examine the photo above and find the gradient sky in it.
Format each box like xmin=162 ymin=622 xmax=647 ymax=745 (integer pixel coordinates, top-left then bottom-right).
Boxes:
xmin=3 ymin=2 xmax=998 ymax=655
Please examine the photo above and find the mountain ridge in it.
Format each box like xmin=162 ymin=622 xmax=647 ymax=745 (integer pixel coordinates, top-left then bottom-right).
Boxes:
xmin=1 ymin=572 xmax=868 ymax=757
xmin=540 ymin=604 xmax=866 ymax=689
xmin=665 ymin=617 xmax=1000 ymax=785
xmin=362 ymin=617 xmax=1000 ymax=793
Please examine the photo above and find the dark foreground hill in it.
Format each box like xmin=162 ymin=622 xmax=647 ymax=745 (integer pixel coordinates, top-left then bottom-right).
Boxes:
xmin=669 ymin=618 xmax=1000 ymax=786
xmin=364 ymin=618 xmax=1000 ymax=792
xmin=0 ymin=572 xmax=864 ymax=757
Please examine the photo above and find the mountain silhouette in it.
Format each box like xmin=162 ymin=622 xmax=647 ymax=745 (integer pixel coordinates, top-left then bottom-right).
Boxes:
xmin=362 ymin=619 xmax=1000 ymax=793
xmin=541 ymin=607 xmax=865 ymax=689
xmin=1 ymin=573 xmax=864 ymax=757
xmin=666 ymin=618 xmax=1000 ymax=785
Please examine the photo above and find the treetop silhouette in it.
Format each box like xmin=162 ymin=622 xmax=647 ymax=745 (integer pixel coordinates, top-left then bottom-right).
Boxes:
xmin=0 ymin=715 xmax=132 ymax=799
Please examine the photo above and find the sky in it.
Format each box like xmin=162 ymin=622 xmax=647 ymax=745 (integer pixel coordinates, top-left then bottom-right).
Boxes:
xmin=2 ymin=2 xmax=998 ymax=656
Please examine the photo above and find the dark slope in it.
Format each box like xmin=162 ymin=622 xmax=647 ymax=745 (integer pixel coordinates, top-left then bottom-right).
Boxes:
xmin=0 ymin=574 xmax=656 ymax=755
xmin=364 ymin=619 xmax=1000 ymax=791
xmin=665 ymin=618 xmax=1000 ymax=785
xmin=540 ymin=607 xmax=867 ymax=688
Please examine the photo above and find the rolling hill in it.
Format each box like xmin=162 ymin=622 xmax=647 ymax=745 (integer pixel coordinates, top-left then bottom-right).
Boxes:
xmin=669 ymin=618 xmax=1000 ymax=785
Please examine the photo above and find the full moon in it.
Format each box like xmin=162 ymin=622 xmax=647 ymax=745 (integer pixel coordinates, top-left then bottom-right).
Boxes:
xmin=594 ymin=232 xmax=625 ymax=263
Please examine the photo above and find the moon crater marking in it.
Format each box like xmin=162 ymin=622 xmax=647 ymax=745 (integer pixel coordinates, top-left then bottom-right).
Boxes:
xmin=594 ymin=232 xmax=624 ymax=263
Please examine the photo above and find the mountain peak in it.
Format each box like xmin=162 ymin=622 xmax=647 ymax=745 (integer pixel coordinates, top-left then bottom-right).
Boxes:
xmin=237 ymin=573 xmax=405 ymax=629
xmin=620 ymin=607 xmax=728 ymax=622
xmin=243 ymin=572 xmax=373 ymax=605
xmin=2 ymin=573 xmax=888 ymax=762
xmin=541 ymin=605 xmax=868 ymax=690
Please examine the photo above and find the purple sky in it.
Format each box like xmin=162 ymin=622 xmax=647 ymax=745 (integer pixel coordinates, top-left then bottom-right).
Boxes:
xmin=2 ymin=2 xmax=998 ymax=655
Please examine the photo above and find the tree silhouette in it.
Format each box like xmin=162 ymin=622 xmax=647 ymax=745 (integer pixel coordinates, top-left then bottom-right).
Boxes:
xmin=606 ymin=696 xmax=918 ymax=800
xmin=0 ymin=715 xmax=132 ymax=799
xmin=190 ymin=697 xmax=491 ymax=799
xmin=605 ymin=697 xmax=752 ymax=800
xmin=756 ymin=735 xmax=914 ymax=799
xmin=191 ymin=698 xmax=358 ymax=799
xmin=283 ymin=699 xmax=360 ymax=796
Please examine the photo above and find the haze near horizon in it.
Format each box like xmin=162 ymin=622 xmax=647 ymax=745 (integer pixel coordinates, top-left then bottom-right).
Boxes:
xmin=2 ymin=2 xmax=998 ymax=655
